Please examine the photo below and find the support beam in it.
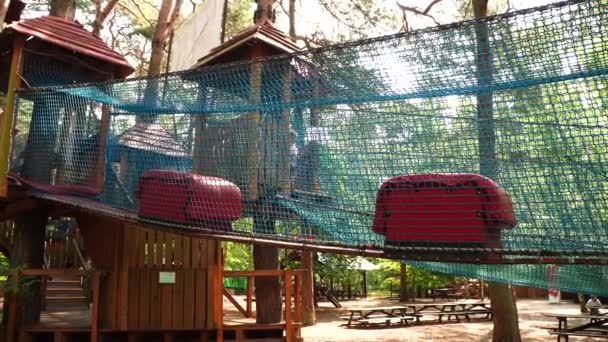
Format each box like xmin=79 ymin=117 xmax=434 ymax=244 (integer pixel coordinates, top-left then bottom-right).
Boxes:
xmin=253 ymin=215 xmax=281 ymax=324
xmin=399 ymin=263 xmax=408 ymax=302
xmin=12 ymin=208 xmax=48 ymax=325
xmin=301 ymin=251 xmax=315 ymax=325
xmin=0 ymin=36 xmax=24 ymax=197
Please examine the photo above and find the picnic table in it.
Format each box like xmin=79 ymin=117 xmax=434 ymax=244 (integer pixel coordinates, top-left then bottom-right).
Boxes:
xmin=542 ymin=312 xmax=608 ymax=341
xmin=406 ymin=301 xmax=492 ymax=323
xmin=343 ymin=306 xmax=418 ymax=328
xmin=343 ymin=302 xmax=492 ymax=328
xmin=430 ymin=288 xmax=463 ymax=301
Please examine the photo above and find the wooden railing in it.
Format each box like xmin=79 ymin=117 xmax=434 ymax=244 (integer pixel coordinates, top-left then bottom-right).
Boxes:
xmin=218 ymin=269 xmax=306 ymax=342
xmin=5 ymin=269 xmax=101 ymax=342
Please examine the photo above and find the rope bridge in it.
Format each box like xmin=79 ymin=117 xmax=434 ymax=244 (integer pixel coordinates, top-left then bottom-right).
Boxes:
xmin=7 ymin=0 xmax=608 ymax=291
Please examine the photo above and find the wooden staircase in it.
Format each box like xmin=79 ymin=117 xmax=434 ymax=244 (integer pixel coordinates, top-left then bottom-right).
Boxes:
xmin=44 ymin=274 xmax=88 ymax=311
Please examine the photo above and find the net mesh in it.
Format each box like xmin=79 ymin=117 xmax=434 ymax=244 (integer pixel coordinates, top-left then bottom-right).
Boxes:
xmin=8 ymin=0 xmax=608 ymax=293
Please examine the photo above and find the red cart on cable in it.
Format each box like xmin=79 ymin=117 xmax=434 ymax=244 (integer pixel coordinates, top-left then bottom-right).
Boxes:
xmin=135 ymin=170 xmax=242 ymax=231
xmin=372 ymin=173 xmax=516 ymax=261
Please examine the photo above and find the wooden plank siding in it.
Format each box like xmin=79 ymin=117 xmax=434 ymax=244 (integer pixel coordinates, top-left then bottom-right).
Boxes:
xmin=78 ymin=214 xmax=219 ymax=331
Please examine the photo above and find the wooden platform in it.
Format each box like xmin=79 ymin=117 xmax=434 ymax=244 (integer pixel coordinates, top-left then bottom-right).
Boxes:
xmin=17 ymin=308 xmax=296 ymax=342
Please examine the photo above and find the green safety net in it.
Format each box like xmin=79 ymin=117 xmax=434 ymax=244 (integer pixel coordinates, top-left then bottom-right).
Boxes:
xmin=9 ymin=0 xmax=608 ymax=294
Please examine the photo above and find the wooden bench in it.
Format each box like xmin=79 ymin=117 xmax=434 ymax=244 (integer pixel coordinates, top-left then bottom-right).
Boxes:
xmin=550 ymin=330 xmax=608 ymax=340
xmin=443 ymin=310 xmax=492 ymax=322
xmin=356 ymin=317 xmax=415 ymax=327
xmin=420 ymin=310 xmax=491 ymax=322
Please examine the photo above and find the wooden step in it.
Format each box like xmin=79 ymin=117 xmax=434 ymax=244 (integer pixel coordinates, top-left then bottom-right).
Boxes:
xmin=46 ymin=286 xmax=84 ymax=293
xmin=46 ymin=295 xmax=87 ymax=301
xmin=46 ymin=279 xmax=80 ymax=286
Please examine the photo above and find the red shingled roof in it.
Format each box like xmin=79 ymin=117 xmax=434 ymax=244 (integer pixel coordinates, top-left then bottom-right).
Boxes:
xmin=193 ymin=20 xmax=300 ymax=68
xmin=6 ymin=15 xmax=133 ymax=77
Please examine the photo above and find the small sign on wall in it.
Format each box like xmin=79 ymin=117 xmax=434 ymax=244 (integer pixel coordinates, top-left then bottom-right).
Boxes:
xmin=159 ymin=271 xmax=176 ymax=284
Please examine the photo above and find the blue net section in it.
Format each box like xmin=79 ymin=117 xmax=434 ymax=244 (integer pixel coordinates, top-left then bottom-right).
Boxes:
xmin=9 ymin=0 xmax=608 ymax=277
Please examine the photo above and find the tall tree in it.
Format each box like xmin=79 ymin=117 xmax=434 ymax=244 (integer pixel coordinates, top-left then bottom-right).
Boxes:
xmin=92 ymin=0 xmax=120 ymax=36
xmin=472 ymin=0 xmax=521 ymax=341
xmin=49 ymin=0 xmax=76 ymax=19
xmin=0 ymin=0 xmax=11 ymax=27
xmin=149 ymin=0 xmax=184 ymax=77
xmin=251 ymin=0 xmax=284 ymax=327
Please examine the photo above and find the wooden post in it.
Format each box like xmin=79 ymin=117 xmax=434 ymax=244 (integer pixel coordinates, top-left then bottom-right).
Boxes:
xmin=0 ymin=36 xmax=24 ymax=197
xmin=12 ymin=209 xmax=47 ymax=324
xmin=93 ymin=104 xmax=111 ymax=188
xmin=245 ymin=46 xmax=263 ymax=200
xmin=399 ymin=263 xmax=408 ymax=302
xmin=90 ymin=271 xmax=101 ymax=342
xmin=5 ymin=271 xmax=19 ymax=342
xmin=284 ymin=270 xmax=293 ymax=342
xmin=246 ymin=275 xmax=253 ymax=318
xmin=294 ymin=272 xmax=301 ymax=324
xmin=301 ymin=251 xmax=315 ymax=325
xmin=279 ymin=66 xmax=292 ymax=194
xmin=213 ymin=266 xmax=223 ymax=342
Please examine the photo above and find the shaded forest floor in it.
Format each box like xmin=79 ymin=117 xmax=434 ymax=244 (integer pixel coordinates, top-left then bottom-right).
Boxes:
xmin=298 ymin=298 xmax=602 ymax=341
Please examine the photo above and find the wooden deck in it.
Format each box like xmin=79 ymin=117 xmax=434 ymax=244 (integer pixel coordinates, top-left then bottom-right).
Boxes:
xmin=6 ymin=268 xmax=305 ymax=342
xmin=16 ymin=307 xmax=294 ymax=342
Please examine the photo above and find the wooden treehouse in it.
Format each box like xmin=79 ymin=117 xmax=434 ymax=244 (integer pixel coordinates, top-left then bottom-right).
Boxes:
xmin=0 ymin=12 xmax=308 ymax=342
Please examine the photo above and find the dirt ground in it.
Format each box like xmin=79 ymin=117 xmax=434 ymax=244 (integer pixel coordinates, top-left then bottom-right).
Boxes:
xmin=296 ymin=298 xmax=604 ymax=342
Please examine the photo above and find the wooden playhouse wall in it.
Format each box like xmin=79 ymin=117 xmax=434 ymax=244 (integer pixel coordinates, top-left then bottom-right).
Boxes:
xmin=77 ymin=214 xmax=219 ymax=331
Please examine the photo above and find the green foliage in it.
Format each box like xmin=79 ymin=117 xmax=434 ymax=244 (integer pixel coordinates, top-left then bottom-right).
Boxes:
xmin=225 ymin=0 xmax=253 ymax=39
xmin=315 ymin=254 xmax=364 ymax=290
xmin=223 ymin=240 xmax=253 ymax=271
xmin=366 ymin=260 xmax=454 ymax=293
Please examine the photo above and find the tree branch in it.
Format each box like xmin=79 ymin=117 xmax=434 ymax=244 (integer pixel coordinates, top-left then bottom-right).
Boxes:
xmin=316 ymin=0 xmax=363 ymax=31
xmin=93 ymin=0 xmax=119 ymax=36
xmin=396 ymin=0 xmax=442 ymax=26
xmin=422 ymin=0 xmax=442 ymax=14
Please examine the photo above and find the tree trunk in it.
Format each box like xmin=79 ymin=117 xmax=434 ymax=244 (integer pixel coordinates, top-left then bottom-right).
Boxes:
xmin=578 ymin=293 xmax=588 ymax=313
xmin=399 ymin=263 xmax=408 ymax=302
xmin=92 ymin=0 xmax=119 ymax=36
xmin=473 ymin=0 xmax=521 ymax=341
xmin=12 ymin=209 xmax=48 ymax=324
xmin=0 ymin=0 xmax=10 ymax=27
xmin=148 ymin=0 xmax=183 ymax=77
xmin=254 ymin=0 xmax=274 ymax=24
xmin=301 ymin=250 xmax=316 ymax=325
xmin=141 ymin=0 xmax=183 ymax=122
xmin=288 ymin=0 xmax=295 ymax=38
xmin=49 ymin=0 xmax=76 ymax=19
xmin=488 ymin=282 xmax=521 ymax=342
xmin=253 ymin=216 xmax=282 ymax=324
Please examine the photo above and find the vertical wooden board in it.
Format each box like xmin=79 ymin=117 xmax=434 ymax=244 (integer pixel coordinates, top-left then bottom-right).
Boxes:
xmin=142 ymin=230 xmax=149 ymax=267
xmin=192 ymin=239 xmax=201 ymax=269
xmin=150 ymin=270 xmax=161 ymax=327
xmin=138 ymin=268 xmax=151 ymax=329
xmin=205 ymin=267 xmax=215 ymax=329
xmin=160 ymin=283 xmax=174 ymax=329
xmin=194 ymin=270 xmax=207 ymax=328
xmin=119 ymin=225 xmax=130 ymax=330
xmin=126 ymin=225 xmax=138 ymax=267
xmin=162 ymin=232 xmax=170 ymax=267
xmin=206 ymin=240 xmax=217 ymax=267
xmin=151 ymin=230 xmax=159 ymax=267
xmin=118 ymin=270 xmax=130 ymax=330
xmin=159 ymin=231 xmax=166 ymax=266
xmin=183 ymin=237 xmax=191 ymax=269
xmin=132 ymin=226 xmax=144 ymax=267
xmin=183 ymin=271 xmax=196 ymax=329
xmin=127 ymin=270 xmax=140 ymax=329
xmin=174 ymin=234 xmax=183 ymax=267
xmin=173 ymin=270 xmax=185 ymax=329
